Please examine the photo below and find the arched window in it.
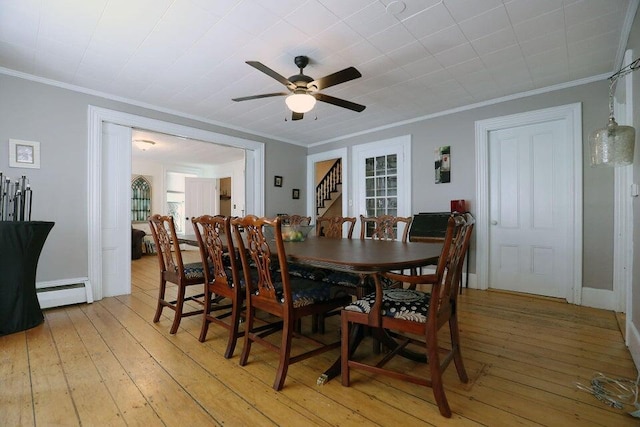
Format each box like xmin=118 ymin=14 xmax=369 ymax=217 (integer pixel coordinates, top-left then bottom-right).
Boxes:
xmin=131 ymin=175 xmax=151 ymax=222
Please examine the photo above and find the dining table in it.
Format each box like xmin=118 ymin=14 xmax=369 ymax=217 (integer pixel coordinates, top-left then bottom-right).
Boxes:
xmin=178 ymin=232 xmax=443 ymax=384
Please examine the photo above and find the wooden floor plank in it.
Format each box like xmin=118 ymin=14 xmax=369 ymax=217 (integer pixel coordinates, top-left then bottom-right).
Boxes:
xmin=25 ymin=318 xmax=79 ymax=426
xmin=81 ymin=301 xmax=219 ymax=426
xmin=45 ymin=308 xmax=126 ymax=426
xmin=65 ymin=304 xmax=164 ymax=426
xmin=0 ymin=332 xmax=35 ymax=426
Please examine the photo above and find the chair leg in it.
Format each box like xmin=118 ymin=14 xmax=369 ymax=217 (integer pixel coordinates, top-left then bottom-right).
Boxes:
xmin=153 ymin=278 xmax=167 ymax=323
xmin=427 ymin=331 xmax=451 ymax=417
xmin=449 ymin=316 xmax=469 ymax=383
xmin=223 ymin=297 xmax=242 ymax=359
xmin=198 ymin=289 xmax=212 ymax=342
xmin=169 ymin=283 xmax=186 ymax=334
xmin=273 ymin=317 xmax=294 ymax=391
xmin=239 ymin=306 xmax=255 ymax=367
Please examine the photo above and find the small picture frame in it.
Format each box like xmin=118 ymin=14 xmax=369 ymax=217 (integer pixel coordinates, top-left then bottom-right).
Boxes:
xmin=274 ymin=175 xmax=283 ymax=187
xmin=292 ymin=189 xmax=300 ymax=199
xmin=9 ymin=139 xmax=40 ymax=169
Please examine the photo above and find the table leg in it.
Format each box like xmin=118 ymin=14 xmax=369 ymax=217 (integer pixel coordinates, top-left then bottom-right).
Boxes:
xmin=317 ymin=323 xmax=365 ymax=385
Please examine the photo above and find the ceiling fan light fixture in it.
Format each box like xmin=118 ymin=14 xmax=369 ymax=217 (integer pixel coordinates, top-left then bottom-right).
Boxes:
xmin=285 ymin=92 xmax=316 ymax=113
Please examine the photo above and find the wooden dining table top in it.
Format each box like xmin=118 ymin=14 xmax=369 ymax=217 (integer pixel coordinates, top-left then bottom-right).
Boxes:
xmin=179 ymin=234 xmax=442 ymax=273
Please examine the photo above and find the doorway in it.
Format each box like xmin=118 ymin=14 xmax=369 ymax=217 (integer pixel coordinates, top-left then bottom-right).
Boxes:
xmin=306 ymin=148 xmax=349 ymax=227
xmin=88 ymin=106 xmax=265 ymax=301
xmin=475 ymin=103 xmax=582 ymax=303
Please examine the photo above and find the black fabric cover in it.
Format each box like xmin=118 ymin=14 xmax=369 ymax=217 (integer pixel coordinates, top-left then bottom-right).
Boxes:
xmin=131 ymin=228 xmax=146 ymax=260
xmin=0 ymin=221 xmax=54 ymax=336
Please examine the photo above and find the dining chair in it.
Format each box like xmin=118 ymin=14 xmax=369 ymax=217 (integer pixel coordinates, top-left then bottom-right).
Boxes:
xmin=281 ymin=214 xmax=311 ymax=226
xmin=191 ymin=215 xmax=244 ymax=358
xmin=340 ymin=213 xmax=474 ymax=418
xmin=322 ymin=214 xmax=413 ymax=299
xmin=148 ymin=214 xmax=207 ymax=334
xmin=316 ymin=216 xmax=356 ymax=238
xmin=287 ymin=215 xmax=356 ymax=282
xmin=359 ymin=214 xmax=412 ymax=242
xmin=232 ymin=215 xmax=352 ymax=391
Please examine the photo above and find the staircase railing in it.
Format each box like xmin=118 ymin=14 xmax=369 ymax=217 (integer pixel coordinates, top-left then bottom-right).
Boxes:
xmin=316 ymin=159 xmax=342 ymax=215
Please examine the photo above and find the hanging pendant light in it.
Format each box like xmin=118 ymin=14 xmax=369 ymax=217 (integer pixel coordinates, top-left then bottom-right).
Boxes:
xmin=589 ymin=58 xmax=639 ymax=167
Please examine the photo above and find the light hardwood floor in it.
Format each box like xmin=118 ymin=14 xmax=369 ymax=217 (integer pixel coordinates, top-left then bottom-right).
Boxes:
xmin=2 ymin=251 xmax=638 ymax=426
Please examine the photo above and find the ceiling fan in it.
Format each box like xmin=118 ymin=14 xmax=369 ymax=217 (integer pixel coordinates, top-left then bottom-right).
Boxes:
xmin=232 ymin=55 xmax=366 ymax=121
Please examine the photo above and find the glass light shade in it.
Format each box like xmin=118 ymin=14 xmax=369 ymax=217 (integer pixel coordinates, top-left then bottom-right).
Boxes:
xmin=589 ymin=118 xmax=635 ymax=167
xmin=285 ymin=93 xmax=316 ymax=113
xmin=134 ymin=139 xmax=155 ymax=151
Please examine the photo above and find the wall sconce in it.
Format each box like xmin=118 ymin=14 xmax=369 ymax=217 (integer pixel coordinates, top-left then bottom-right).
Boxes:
xmin=589 ymin=58 xmax=639 ymax=167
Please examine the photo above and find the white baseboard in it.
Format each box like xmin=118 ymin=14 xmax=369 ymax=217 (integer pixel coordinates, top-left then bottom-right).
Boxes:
xmin=36 ymin=277 xmax=94 ymax=309
xmin=628 ymin=320 xmax=640 ymax=372
xmin=581 ymin=287 xmax=615 ymax=311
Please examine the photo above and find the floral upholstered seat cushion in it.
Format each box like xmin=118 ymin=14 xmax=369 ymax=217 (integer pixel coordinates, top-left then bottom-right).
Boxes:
xmin=183 ymin=262 xmax=208 ymax=280
xmin=344 ymin=288 xmax=432 ymax=323
xmin=248 ymin=277 xmax=336 ymax=308
xmin=322 ymin=271 xmax=362 ymax=287
xmin=287 ymin=263 xmax=330 ymax=281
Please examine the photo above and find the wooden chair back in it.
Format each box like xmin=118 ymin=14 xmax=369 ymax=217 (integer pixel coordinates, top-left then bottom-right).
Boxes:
xmin=316 ymin=216 xmax=356 ymax=238
xmin=281 ymin=214 xmax=311 ymax=226
xmin=359 ymin=214 xmax=412 ymax=242
xmin=191 ymin=215 xmax=237 ymax=291
xmin=232 ymin=215 xmax=283 ymax=309
xmin=148 ymin=214 xmax=185 ymax=281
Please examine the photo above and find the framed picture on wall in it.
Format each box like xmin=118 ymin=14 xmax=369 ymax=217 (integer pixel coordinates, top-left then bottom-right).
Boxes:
xmin=292 ymin=189 xmax=300 ymax=199
xmin=9 ymin=139 xmax=40 ymax=169
xmin=274 ymin=175 xmax=283 ymax=187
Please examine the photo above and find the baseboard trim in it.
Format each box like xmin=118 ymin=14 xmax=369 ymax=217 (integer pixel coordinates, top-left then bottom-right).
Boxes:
xmin=628 ymin=320 xmax=640 ymax=372
xmin=37 ymin=277 xmax=94 ymax=309
xmin=581 ymin=287 xmax=615 ymax=311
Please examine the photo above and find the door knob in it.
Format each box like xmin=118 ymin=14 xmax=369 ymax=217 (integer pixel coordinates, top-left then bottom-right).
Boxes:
xmin=491 ymin=220 xmax=498 ymax=225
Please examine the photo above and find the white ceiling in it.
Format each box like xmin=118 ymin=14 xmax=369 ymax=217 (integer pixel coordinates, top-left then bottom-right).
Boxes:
xmin=0 ymin=0 xmax=636 ymax=147
xmin=131 ymin=128 xmax=245 ymax=166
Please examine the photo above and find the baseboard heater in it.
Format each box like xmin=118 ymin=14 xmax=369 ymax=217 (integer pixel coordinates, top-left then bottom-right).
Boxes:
xmin=36 ymin=278 xmax=94 ymax=309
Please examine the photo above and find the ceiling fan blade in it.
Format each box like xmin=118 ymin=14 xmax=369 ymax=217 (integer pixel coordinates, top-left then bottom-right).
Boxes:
xmin=309 ymin=67 xmax=362 ymax=91
xmin=246 ymin=61 xmax=296 ymax=89
xmin=232 ymin=92 xmax=289 ymax=102
xmin=292 ymin=112 xmax=304 ymax=121
xmin=314 ymin=93 xmax=366 ymax=112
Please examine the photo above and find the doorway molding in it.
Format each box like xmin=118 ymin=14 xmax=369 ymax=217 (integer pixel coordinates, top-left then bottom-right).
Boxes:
xmin=475 ymin=103 xmax=583 ymax=304
xmin=87 ymin=105 xmax=264 ymax=300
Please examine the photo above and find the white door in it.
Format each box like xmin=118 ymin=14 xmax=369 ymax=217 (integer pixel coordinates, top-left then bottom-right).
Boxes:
xmin=488 ymin=119 xmax=571 ymax=298
xmin=101 ymin=123 xmax=131 ymax=297
xmin=185 ymin=177 xmax=218 ymax=231
xmin=352 ymin=135 xmax=411 ymax=238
